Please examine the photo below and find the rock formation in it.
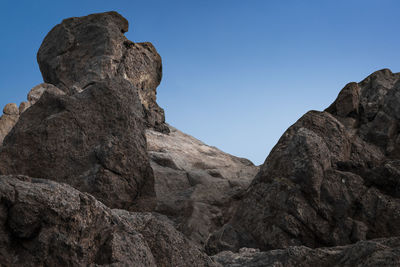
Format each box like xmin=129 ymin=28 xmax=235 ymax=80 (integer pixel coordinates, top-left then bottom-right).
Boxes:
xmin=0 ymin=78 xmax=155 ymax=211
xmin=213 ymin=238 xmax=400 ymax=266
xmin=0 ymin=175 xmax=216 ymax=266
xmin=0 ymin=103 xmax=19 ymax=144
xmin=147 ymin=125 xmax=258 ymax=247
xmin=0 ymin=83 xmax=64 ymax=145
xmin=37 ymin=11 xmax=167 ymax=132
xmin=1 ymin=10 xmax=400 ymax=267
xmin=207 ymin=69 xmax=400 ymax=254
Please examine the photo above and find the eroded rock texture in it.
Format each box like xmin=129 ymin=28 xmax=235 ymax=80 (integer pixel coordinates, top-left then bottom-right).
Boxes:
xmin=147 ymin=125 xmax=259 ymax=247
xmin=37 ymin=11 xmax=167 ymax=132
xmin=0 ymin=175 xmax=216 ymax=266
xmin=0 ymin=78 xmax=155 ymax=211
xmin=213 ymin=238 xmax=400 ymax=267
xmin=207 ymin=69 xmax=400 ymax=254
xmin=0 ymin=103 xmax=19 ymax=144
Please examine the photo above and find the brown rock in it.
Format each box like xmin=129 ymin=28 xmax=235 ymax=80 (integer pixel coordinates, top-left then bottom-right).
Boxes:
xmin=0 ymin=104 xmax=19 ymax=144
xmin=3 ymin=103 xmax=18 ymax=115
xmin=0 ymin=175 xmax=217 ymax=266
xmin=18 ymin=101 xmax=31 ymax=114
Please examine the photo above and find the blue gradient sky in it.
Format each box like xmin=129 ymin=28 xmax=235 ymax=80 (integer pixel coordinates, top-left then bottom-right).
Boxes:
xmin=1 ymin=1 xmax=399 ymax=165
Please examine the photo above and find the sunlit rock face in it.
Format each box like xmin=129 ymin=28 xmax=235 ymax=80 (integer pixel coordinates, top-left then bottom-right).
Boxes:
xmin=146 ymin=124 xmax=259 ymax=247
xmin=207 ymin=69 xmax=400 ymax=254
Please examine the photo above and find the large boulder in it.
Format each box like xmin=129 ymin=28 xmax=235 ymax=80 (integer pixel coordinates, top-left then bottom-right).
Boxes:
xmin=37 ymin=11 xmax=167 ymax=132
xmin=146 ymin=125 xmax=259 ymax=247
xmin=207 ymin=69 xmax=400 ymax=253
xmin=0 ymin=78 xmax=155 ymax=211
xmin=0 ymin=175 xmax=216 ymax=266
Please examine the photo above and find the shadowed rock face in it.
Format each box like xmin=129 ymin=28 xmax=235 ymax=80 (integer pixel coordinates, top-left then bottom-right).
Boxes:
xmin=146 ymin=125 xmax=259 ymax=247
xmin=207 ymin=69 xmax=400 ymax=254
xmin=0 ymin=175 xmax=216 ymax=267
xmin=0 ymin=78 xmax=155 ymax=211
xmin=37 ymin=11 xmax=167 ymax=132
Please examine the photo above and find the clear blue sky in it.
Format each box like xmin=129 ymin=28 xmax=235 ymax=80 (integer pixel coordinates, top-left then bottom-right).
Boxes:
xmin=1 ymin=1 xmax=399 ymax=165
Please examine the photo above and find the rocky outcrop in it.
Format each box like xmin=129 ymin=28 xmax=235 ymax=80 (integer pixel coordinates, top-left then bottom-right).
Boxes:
xmin=0 ymin=175 xmax=216 ymax=266
xmin=147 ymin=125 xmax=259 ymax=247
xmin=207 ymin=69 xmax=400 ymax=254
xmin=213 ymin=238 xmax=400 ymax=267
xmin=0 ymin=78 xmax=155 ymax=211
xmin=37 ymin=11 xmax=167 ymax=132
xmin=0 ymin=83 xmax=65 ymax=146
xmin=0 ymin=103 xmax=19 ymax=144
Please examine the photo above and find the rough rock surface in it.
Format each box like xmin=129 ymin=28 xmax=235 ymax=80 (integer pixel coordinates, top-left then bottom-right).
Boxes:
xmin=146 ymin=125 xmax=259 ymax=247
xmin=0 ymin=175 xmax=216 ymax=266
xmin=0 ymin=83 xmax=66 ymax=146
xmin=0 ymin=104 xmax=19 ymax=144
xmin=37 ymin=11 xmax=167 ymax=132
xmin=207 ymin=69 xmax=400 ymax=254
xmin=213 ymin=238 xmax=400 ymax=267
xmin=0 ymin=78 xmax=155 ymax=211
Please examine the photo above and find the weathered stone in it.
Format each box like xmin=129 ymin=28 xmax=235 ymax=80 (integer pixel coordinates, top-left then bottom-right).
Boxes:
xmin=37 ymin=11 xmax=167 ymax=132
xmin=213 ymin=238 xmax=400 ymax=267
xmin=27 ymin=83 xmax=65 ymax=104
xmin=146 ymin=125 xmax=259 ymax=247
xmin=0 ymin=78 xmax=155 ymax=211
xmin=3 ymin=103 xmax=18 ymax=115
xmin=0 ymin=175 xmax=217 ymax=266
xmin=326 ymin=82 xmax=361 ymax=117
xmin=0 ymin=105 xmax=19 ymax=144
xmin=207 ymin=69 xmax=400 ymax=254
xmin=18 ymin=101 xmax=31 ymax=114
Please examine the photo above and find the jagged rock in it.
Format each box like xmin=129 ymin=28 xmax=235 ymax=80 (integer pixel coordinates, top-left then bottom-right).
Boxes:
xmin=207 ymin=69 xmax=400 ymax=254
xmin=213 ymin=238 xmax=400 ymax=267
xmin=37 ymin=11 xmax=168 ymax=132
xmin=0 ymin=78 xmax=155 ymax=211
xmin=0 ymin=175 xmax=217 ymax=266
xmin=146 ymin=125 xmax=259 ymax=247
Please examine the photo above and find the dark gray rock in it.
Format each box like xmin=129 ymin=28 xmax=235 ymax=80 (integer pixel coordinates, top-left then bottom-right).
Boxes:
xmin=213 ymin=238 xmax=400 ymax=267
xmin=0 ymin=78 xmax=155 ymax=211
xmin=0 ymin=175 xmax=217 ymax=266
xmin=37 ymin=11 xmax=167 ymax=132
xmin=207 ymin=69 xmax=400 ymax=254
